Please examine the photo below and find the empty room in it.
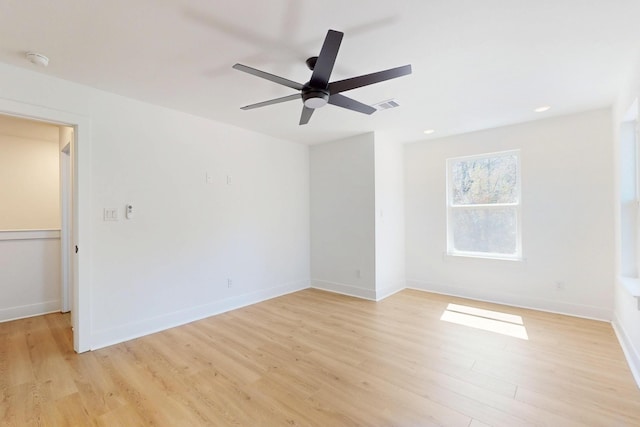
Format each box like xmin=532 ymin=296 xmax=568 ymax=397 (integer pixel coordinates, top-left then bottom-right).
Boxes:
xmin=2 ymin=0 xmax=640 ymax=425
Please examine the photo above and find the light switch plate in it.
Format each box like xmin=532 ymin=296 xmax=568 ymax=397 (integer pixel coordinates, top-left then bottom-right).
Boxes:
xmin=103 ymin=208 xmax=118 ymax=221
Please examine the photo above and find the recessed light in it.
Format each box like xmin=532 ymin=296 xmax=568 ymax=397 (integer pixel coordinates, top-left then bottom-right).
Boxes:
xmin=534 ymin=105 xmax=551 ymax=113
xmin=423 ymin=129 xmax=435 ymax=135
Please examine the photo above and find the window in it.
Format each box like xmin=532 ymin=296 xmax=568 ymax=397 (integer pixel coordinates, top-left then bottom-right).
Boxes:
xmin=446 ymin=150 xmax=521 ymax=260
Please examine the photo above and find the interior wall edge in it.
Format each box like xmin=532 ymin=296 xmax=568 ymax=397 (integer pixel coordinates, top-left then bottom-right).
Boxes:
xmin=612 ymin=311 xmax=640 ymax=389
xmin=90 ymin=279 xmax=309 ymax=351
xmin=0 ymin=300 xmax=61 ymax=323
xmin=375 ymin=281 xmax=406 ymax=301
xmin=406 ymin=279 xmax=612 ymax=322
xmin=311 ymin=280 xmax=377 ymax=301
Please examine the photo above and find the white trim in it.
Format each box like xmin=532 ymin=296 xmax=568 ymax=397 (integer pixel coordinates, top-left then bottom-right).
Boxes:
xmin=311 ymin=279 xmax=377 ymax=300
xmin=445 ymin=251 xmax=523 ymax=262
xmin=450 ymin=202 xmax=519 ymax=208
xmin=612 ymin=313 xmax=640 ymax=389
xmin=60 ymin=146 xmax=71 ymax=313
xmin=91 ymin=280 xmax=309 ymax=350
xmin=0 ymin=229 xmax=60 ymax=241
xmin=446 ymin=149 xmax=522 ymax=162
xmin=375 ymin=281 xmax=406 ymax=301
xmin=406 ymin=279 xmax=612 ymax=321
xmin=0 ymin=300 xmax=61 ymax=323
xmin=618 ymin=276 xmax=640 ymax=297
xmin=0 ymin=98 xmax=93 ymax=353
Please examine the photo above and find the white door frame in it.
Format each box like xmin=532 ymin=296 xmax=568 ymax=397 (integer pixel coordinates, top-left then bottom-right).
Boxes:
xmin=0 ymin=99 xmax=92 ymax=353
xmin=60 ymin=141 xmax=72 ymax=313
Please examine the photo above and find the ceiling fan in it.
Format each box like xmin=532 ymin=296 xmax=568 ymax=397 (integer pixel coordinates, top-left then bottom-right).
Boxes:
xmin=232 ymin=29 xmax=412 ymax=125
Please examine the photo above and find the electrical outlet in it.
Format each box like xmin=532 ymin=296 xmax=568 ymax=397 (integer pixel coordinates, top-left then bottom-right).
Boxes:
xmin=555 ymin=281 xmax=565 ymax=290
xmin=227 ymin=278 xmax=233 ymax=288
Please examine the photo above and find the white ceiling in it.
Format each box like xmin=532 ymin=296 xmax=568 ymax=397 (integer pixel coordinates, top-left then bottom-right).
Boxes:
xmin=1 ymin=0 xmax=639 ymax=145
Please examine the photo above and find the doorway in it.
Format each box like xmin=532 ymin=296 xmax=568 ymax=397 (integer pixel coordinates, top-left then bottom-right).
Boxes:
xmin=0 ymin=115 xmax=74 ymax=337
xmin=0 ymin=98 xmax=92 ymax=353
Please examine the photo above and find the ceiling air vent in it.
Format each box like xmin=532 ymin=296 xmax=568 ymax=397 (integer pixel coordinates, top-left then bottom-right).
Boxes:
xmin=373 ymin=99 xmax=400 ymax=111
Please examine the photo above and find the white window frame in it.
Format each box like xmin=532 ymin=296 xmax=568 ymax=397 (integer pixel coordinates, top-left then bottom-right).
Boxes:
xmin=446 ymin=149 xmax=522 ymax=260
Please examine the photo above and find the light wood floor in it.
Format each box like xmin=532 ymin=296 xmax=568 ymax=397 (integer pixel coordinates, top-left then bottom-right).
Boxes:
xmin=2 ymin=289 xmax=640 ymax=426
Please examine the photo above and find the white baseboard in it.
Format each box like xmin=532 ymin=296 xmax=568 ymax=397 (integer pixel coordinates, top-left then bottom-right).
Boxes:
xmin=375 ymin=281 xmax=406 ymax=301
xmin=90 ymin=280 xmax=310 ymax=350
xmin=406 ymin=279 xmax=612 ymax=321
xmin=612 ymin=313 xmax=640 ymax=389
xmin=311 ymin=279 xmax=376 ymax=300
xmin=0 ymin=299 xmax=61 ymax=323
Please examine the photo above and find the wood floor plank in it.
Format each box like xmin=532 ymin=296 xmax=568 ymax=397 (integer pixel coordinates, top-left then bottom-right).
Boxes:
xmin=2 ymin=288 xmax=640 ymax=426
xmin=0 ymin=329 xmax=34 ymax=390
xmin=515 ymin=385 xmax=640 ymax=426
xmin=94 ymin=403 xmax=149 ymax=427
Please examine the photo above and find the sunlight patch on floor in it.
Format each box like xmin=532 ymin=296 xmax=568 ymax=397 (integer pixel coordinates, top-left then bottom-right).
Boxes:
xmin=440 ymin=303 xmax=529 ymax=340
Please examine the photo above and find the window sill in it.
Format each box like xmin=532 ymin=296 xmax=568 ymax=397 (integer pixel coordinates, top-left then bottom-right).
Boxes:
xmin=445 ymin=252 xmax=524 ymax=262
xmin=618 ymin=276 xmax=640 ymax=298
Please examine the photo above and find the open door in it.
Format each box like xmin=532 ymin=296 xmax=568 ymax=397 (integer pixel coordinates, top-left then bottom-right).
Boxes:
xmin=60 ymin=128 xmax=74 ymax=317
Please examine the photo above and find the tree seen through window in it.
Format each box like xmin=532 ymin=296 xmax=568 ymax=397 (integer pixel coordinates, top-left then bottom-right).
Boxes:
xmin=447 ymin=151 xmax=521 ymax=258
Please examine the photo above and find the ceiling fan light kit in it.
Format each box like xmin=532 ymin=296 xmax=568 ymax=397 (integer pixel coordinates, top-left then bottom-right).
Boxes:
xmin=302 ymin=89 xmax=329 ymax=109
xmin=233 ymin=29 xmax=412 ymax=125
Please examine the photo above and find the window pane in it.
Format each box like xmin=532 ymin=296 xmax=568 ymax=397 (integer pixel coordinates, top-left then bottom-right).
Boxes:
xmin=451 ymin=154 xmax=518 ymax=205
xmin=451 ymin=207 xmax=517 ymax=255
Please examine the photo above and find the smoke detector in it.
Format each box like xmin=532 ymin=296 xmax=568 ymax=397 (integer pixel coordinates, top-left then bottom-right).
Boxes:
xmin=26 ymin=52 xmax=49 ymax=67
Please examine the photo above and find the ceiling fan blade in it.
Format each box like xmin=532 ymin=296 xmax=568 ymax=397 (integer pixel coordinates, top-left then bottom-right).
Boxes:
xmin=328 ymin=94 xmax=376 ymax=115
xmin=309 ymin=30 xmax=343 ymax=88
xmin=240 ymin=94 xmax=300 ymax=110
xmin=328 ymin=64 xmax=412 ymax=94
xmin=233 ymin=63 xmax=304 ymax=90
xmin=299 ymin=106 xmax=314 ymax=125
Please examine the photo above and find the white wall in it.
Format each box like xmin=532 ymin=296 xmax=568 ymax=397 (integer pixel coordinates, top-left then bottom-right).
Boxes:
xmin=374 ymin=134 xmax=406 ymax=299
xmin=0 ymin=62 xmax=310 ymax=349
xmin=0 ymin=115 xmax=62 ymax=321
xmin=0 ymin=230 xmax=61 ymax=321
xmin=0 ymin=116 xmax=60 ymax=230
xmin=310 ymin=132 xmax=406 ymax=301
xmin=613 ymin=53 xmax=640 ymax=385
xmin=405 ymin=109 xmax=615 ymax=320
xmin=310 ymin=133 xmax=376 ymax=299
